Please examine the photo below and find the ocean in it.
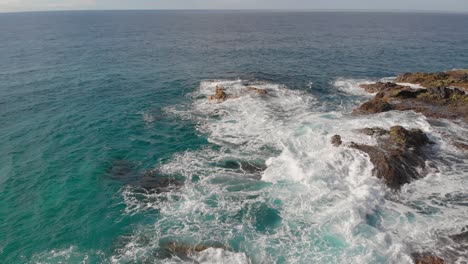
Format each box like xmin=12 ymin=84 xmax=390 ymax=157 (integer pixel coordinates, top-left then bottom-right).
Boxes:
xmin=0 ymin=10 xmax=467 ymax=263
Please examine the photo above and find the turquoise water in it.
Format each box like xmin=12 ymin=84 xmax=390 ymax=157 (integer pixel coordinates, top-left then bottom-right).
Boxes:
xmin=1 ymin=11 xmax=467 ymax=263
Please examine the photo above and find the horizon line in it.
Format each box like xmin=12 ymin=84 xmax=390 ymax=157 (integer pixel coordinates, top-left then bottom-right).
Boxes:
xmin=1 ymin=8 xmax=468 ymax=15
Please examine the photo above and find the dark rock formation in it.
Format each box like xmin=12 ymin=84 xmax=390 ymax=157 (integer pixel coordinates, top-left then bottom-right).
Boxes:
xmin=106 ymin=161 xmax=183 ymax=193
xmin=160 ymin=241 xmax=231 ymax=257
xmin=450 ymin=228 xmax=468 ymax=244
xmin=357 ymin=92 xmax=394 ymax=113
xmin=413 ymin=254 xmax=445 ymax=264
xmin=331 ymin=135 xmax=342 ymax=147
xmin=246 ymin=86 xmax=268 ymax=94
xmin=355 ymin=84 xmax=468 ymax=122
xmin=359 ymin=82 xmax=402 ymax=93
xmin=336 ymin=126 xmax=432 ymax=189
xmin=208 ymin=85 xmax=228 ymax=102
xmin=137 ymin=170 xmax=184 ymax=194
xmin=214 ymin=158 xmax=267 ymax=180
xmin=395 ymin=69 xmax=468 ymax=90
xmin=355 ymin=127 xmax=388 ymax=136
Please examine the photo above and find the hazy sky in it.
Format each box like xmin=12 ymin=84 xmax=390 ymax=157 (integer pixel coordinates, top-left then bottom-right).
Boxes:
xmin=1 ymin=0 xmax=468 ymax=13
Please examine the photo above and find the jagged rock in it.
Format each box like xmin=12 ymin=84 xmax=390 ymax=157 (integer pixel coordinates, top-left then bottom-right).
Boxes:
xmin=426 ymin=86 xmax=464 ymax=99
xmin=355 ymin=92 xmax=394 ymax=113
xmin=208 ymin=85 xmax=228 ymax=102
xmin=395 ymin=69 xmax=468 ymax=90
xmin=343 ymin=126 xmax=431 ymax=189
xmin=355 ymin=127 xmax=388 ymax=136
xmin=452 ymin=141 xmax=468 ymax=152
xmin=246 ymin=86 xmax=268 ymax=94
xmin=413 ymin=254 xmax=445 ymax=264
xmin=388 ymin=125 xmax=430 ymax=147
xmin=331 ymin=135 xmax=342 ymax=147
xmin=359 ymin=82 xmax=402 ymax=93
xmin=450 ymin=228 xmax=468 ymax=243
xmin=161 ymin=241 xmax=231 ymax=257
xmin=356 ymin=83 xmax=468 ymax=122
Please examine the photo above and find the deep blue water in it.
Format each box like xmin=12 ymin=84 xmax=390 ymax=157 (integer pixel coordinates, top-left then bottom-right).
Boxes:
xmin=0 ymin=11 xmax=467 ymax=263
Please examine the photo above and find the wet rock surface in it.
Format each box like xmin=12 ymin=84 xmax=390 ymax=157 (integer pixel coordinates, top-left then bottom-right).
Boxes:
xmin=335 ymin=126 xmax=432 ymax=189
xmin=359 ymin=81 xmax=402 ymax=93
xmin=331 ymin=135 xmax=342 ymax=147
xmin=356 ymin=84 xmax=468 ymax=122
xmin=160 ymin=241 xmax=232 ymax=260
xmin=413 ymin=254 xmax=445 ymax=264
xmin=246 ymin=86 xmax=268 ymax=94
xmin=208 ymin=85 xmax=228 ymax=102
xmin=395 ymin=69 xmax=468 ymax=90
xmin=215 ymin=158 xmax=267 ymax=180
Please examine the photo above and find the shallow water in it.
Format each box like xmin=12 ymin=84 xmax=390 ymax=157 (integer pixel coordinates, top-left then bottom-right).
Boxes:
xmin=0 ymin=10 xmax=467 ymax=264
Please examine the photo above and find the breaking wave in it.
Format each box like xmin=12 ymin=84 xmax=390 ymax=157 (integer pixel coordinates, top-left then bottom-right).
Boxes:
xmin=111 ymin=79 xmax=468 ymax=263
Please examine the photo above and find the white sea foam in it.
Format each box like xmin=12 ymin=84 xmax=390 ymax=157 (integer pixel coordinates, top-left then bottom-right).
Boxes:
xmin=114 ymin=79 xmax=468 ymax=263
xmin=28 ymin=246 xmax=106 ymax=264
xmin=334 ymin=77 xmax=427 ymax=97
xmin=193 ymin=248 xmax=251 ymax=264
xmin=333 ymin=78 xmax=376 ymax=96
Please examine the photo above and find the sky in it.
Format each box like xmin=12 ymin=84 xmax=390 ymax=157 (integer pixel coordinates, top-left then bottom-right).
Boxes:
xmin=0 ymin=0 xmax=468 ymax=13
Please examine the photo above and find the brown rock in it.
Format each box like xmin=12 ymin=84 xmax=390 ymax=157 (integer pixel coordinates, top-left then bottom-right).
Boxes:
xmin=359 ymin=82 xmax=401 ymax=93
xmin=395 ymin=69 xmax=468 ymax=90
xmin=453 ymin=141 xmax=468 ymax=152
xmin=354 ymin=92 xmax=394 ymax=114
xmin=208 ymin=85 xmax=228 ymax=102
xmin=246 ymin=86 xmax=268 ymax=94
xmin=414 ymin=255 xmax=444 ymax=264
xmin=331 ymin=135 xmax=342 ymax=147
xmin=388 ymin=125 xmax=430 ymax=147
xmin=355 ymin=127 xmax=388 ymax=136
xmin=355 ymin=83 xmax=468 ymax=122
xmin=161 ymin=241 xmax=231 ymax=257
xmin=348 ymin=126 xmax=431 ymax=189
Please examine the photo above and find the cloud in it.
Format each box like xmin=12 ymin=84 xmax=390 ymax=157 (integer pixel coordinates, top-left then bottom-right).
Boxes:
xmin=0 ymin=0 xmax=96 ymax=12
xmin=1 ymin=0 xmax=467 ymax=12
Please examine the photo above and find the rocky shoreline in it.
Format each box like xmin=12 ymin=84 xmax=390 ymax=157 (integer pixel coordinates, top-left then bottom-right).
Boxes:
xmin=161 ymin=71 xmax=468 ymax=263
xmin=333 ymin=69 xmax=468 ymax=264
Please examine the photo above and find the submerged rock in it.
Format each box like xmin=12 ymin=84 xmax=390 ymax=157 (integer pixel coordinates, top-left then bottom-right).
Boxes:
xmin=137 ymin=170 xmax=184 ymax=194
xmin=215 ymin=158 xmax=267 ymax=180
xmin=106 ymin=161 xmax=183 ymax=193
xmin=246 ymin=86 xmax=268 ymax=94
xmin=208 ymin=85 xmax=228 ymax=102
xmin=395 ymin=69 xmax=468 ymax=90
xmin=335 ymin=126 xmax=432 ymax=189
xmin=160 ymin=241 xmax=231 ymax=258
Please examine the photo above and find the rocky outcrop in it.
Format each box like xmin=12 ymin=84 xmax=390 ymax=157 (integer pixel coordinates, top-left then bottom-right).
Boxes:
xmin=359 ymin=82 xmax=402 ymax=93
xmin=331 ymin=135 xmax=342 ymax=147
xmin=413 ymin=254 xmax=444 ymax=264
xmin=246 ymin=86 xmax=268 ymax=94
xmin=333 ymin=126 xmax=432 ymax=189
xmin=208 ymin=85 xmax=228 ymax=102
xmin=355 ymin=127 xmax=388 ymax=136
xmin=161 ymin=241 xmax=231 ymax=257
xmin=355 ymin=85 xmax=468 ymax=122
xmin=395 ymin=69 xmax=468 ymax=90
